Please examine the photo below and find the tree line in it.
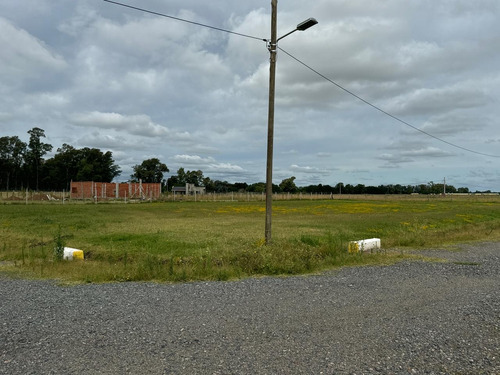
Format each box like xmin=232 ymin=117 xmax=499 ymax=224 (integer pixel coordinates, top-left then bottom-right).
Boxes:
xmin=0 ymin=128 xmax=121 ymax=191
xmin=1 ymin=128 xmax=481 ymax=194
xmin=165 ymin=174 xmax=472 ymax=195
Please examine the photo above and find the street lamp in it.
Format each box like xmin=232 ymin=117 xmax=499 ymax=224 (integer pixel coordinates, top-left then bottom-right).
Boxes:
xmin=265 ymin=0 xmax=317 ymax=244
xmin=276 ymin=18 xmax=318 ymax=42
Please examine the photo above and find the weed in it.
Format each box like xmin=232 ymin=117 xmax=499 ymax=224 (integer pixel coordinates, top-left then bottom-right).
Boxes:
xmin=53 ymin=226 xmax=65 ymax=261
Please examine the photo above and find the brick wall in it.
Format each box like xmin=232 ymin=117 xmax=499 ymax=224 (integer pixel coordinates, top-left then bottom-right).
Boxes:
xmin=70 ymin=181 xmax=161 ymax=199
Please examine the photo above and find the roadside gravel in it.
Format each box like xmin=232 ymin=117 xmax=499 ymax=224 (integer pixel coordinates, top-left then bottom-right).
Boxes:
xmin=1 ymin=242 xmax=499 ymax=374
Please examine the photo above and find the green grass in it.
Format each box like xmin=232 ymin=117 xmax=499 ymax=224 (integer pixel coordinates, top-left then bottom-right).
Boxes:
xmin=1 ymin=197 xmax=499 ymax=283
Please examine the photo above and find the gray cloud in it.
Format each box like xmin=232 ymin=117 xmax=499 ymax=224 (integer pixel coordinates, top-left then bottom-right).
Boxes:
xmin=290 ymin=164 xmax=331 ymax=175
xmin=0 ymin=17 xmax=67 ymax=91
xmin=0 ymin=0 xmax=499 ymax=190
xmin=387 ymin=82 xmax=491 ymax=116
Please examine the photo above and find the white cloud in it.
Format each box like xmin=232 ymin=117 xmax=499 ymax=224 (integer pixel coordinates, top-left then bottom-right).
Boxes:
xmin=70 ymin=112 xmax=183 ymax=139
xmin=0 ymin=0 xmax=499 ymax=191
xmin=77 ymin=132 xmax=133 ymax=151
xmin=58 ymin=3 xmax=97 ymax=36
xmin=0 ymin=17 xmax=67 ymax=87
xmin=420 ymin=113 xmax=487 ymax=136
xmin=172 ymin=154 xmax=244 ymax=174
xmin=290 ymin=164 xmax=330 ymax=175
xmin=387 ymin=82 xmax=490 ymax=116
xmin=378 ymin=153 xmax=413 ymax=164
xmin=172 ymin=155 xmax=216 ymax=165
xmin=208 ymin=163 xmax=245 ymax=174
xmin=378 ymin=147 xmax=454 ymax=167
xmin=401 ymin=147 xmax=454 ymax=158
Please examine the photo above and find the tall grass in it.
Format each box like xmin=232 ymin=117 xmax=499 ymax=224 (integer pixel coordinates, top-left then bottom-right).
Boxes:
xmin=0 ymin=197 xmax=499 ymax=283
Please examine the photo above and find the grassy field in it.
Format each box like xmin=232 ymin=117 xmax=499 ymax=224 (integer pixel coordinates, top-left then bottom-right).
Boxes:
xmin=1 ymin=196 xmax=499 ymax=283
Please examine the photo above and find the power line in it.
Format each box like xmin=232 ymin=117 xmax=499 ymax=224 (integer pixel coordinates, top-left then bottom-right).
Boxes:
xmin=103 ymin=0 xmax=266 ymax=42
xmin=278 ymin=47 xmax=500 ymax=159
xmin=103 ymin=0 xmax=498 ymax=159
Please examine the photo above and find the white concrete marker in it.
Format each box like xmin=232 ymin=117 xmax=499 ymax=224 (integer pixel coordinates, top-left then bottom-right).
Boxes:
xmin=63 ymin=247 xmax=84 ymax=260
xmin=348 ymin=238 xmax=381 ymax=253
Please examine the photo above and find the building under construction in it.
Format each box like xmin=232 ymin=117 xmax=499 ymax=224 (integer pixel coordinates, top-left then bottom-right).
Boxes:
xmin=70 ymin=181 xmax=161 ymax=200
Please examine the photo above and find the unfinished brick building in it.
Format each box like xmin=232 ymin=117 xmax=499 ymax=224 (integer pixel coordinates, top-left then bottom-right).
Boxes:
xmin=70 ymin=181 xmax=161 ymax=200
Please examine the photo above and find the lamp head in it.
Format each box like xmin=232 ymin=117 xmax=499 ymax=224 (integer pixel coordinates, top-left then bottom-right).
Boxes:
xmin=296 ymin=18 xmax=318 ymax=31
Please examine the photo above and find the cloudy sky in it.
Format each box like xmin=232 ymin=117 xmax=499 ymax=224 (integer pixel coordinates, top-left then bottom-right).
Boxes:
xmin=1 ymin=0 xmax=499 ymax=191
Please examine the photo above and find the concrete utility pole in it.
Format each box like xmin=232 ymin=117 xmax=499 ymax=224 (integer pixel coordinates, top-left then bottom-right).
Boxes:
xmin=265 ymin=0 xmax=278 ymax=245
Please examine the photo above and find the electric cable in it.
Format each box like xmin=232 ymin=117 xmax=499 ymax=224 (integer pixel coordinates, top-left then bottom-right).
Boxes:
xmin=103 ymin=0 xmax=266 ymax=42
xmin=103 ymin=0 xmax=499 ymax=160
xmin=278 ymin=47 xmax=500 ymax=159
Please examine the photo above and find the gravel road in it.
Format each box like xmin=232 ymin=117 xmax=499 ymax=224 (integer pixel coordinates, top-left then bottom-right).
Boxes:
xmin=1 ymin=242 xmax=499 ymax=375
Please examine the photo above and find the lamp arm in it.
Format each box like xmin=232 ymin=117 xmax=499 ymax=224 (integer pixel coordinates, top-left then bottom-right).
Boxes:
xmin=276 ymin=28 xmax=298 ymax=43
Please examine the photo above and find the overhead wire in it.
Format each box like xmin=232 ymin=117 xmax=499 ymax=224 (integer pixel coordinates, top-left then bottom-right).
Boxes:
xmin=103 ymin=0 xmax=499 ymax=159
xmin=102 ymin=0 xmax=266 ymax=42
xmin=278 ymin=47 xmax=500 ymax=159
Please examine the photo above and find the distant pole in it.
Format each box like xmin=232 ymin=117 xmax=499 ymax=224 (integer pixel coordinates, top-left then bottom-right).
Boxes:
xmin=265 ymin=0 xmax=278 ymax=245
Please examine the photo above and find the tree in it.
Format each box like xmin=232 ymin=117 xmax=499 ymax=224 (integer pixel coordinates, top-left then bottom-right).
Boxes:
xmin=166 ymin=175 xmax=179 ymax=189
xmin=353 ymin=184 xmax=366 ymax=194
xmin=186 ymin=170 xmax=204 ymax=186
xmin=366 ymin=185 xmax=382 ymax=195
xmin=166 ymin=167 xmax=186 ymax=189
xmin=177 ymin=167 xmax=187 ymax=185
xmin=40 ymin=144 xmax=81 ymax=190
xmin=211 ymin=180 xmax=232 ymax=193
xmin=167 ymin=168 xmax=205 ymax=188
xmin=0 ymin=136 xmax=26 ymax=190
xmin=233 ymin=182 xmax=248 ymax=192
xmin=279 ymin=176 xmax=298 ymax=193
xmin=201 ymin=177 xmax=214 ymax=192
xmin=40 ymin=145 xmax=120 ymax=190
xmin=26 ymin=127 xmax=52 ymax=190
xmin=343 ymin=184 xmax=354 ymax=194
xmin=247 ymin=182 xmax=266 ymax=193
xmin=75 ymin=148 xmax=121 ymax=182
xmin=131 ymin=158 xmax=169 ymax=183
xmin=247 ymin=182 xmax=279 ymax=193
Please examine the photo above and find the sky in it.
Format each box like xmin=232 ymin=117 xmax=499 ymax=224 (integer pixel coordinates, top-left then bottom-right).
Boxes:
xmin=1 ymin=0 xmax=499 ymax=191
